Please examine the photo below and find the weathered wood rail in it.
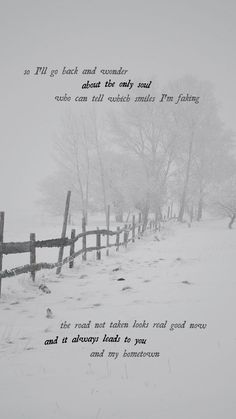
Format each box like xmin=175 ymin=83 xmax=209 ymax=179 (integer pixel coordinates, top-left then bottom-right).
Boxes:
xmin=0 ymin=214 xmax=158 ymax=288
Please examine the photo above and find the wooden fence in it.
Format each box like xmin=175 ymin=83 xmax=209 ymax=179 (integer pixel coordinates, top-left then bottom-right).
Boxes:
xmin=0 ymin=210 xmax=158 ymax=295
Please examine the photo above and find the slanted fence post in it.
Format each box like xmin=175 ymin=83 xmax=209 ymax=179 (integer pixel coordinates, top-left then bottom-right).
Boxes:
xmin=96 ymin=227 xmax=101 ymax=260
xmin=82 ymin=216 xmax=87 ymax=261
xmin=56 ymin=190 xmax=71 ymax=275
xmin=132 ymin=215 xmax=135 ymax=243
xmin=116 ymin=226 xmax=120 ymax=251
xmin=106 ymin=204 xmax=110 ymax=256
xmin=0 ymin=212 xmax=5 ymax=296
xmin=69 ymin=229 xmax=75 ymax=268
xmin=30 ymin=233 xmax=36 ymax=281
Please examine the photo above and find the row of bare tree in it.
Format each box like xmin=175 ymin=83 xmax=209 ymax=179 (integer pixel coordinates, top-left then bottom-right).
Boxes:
xmin=40 ymin=76 xmax=236 ymax=228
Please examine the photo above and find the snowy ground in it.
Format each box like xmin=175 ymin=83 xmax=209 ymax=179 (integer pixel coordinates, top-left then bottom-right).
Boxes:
xmin=0 ymin=218 xmax=235 ymax=419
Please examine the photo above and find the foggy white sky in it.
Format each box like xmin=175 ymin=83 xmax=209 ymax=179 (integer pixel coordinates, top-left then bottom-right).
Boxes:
xmin=1 ymin=0 xmax=236 ymax=216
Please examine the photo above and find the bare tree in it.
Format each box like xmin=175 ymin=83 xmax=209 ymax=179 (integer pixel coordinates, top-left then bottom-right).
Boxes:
xmin=91 ymin=109 xmax=108 ymax=225
xmin=109 ymin=87 xmax=176 ymax=227
xmin=53 ymin=111 xmax=93 ymax=222
xmin=166 ymin=76 xmax=224 ymax=222
xmin=208 ymin=176 xmax=236 ymax=228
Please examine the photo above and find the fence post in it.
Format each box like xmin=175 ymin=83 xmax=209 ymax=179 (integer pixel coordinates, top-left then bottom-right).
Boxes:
xmin=132 ymin=215 xmax=135 ymax=243
xmin=30 ymin=233 xmax=36 ymax=282
xmin=96 ymin=227 xmax=101 ymax=260
xmin=56 ymin=190 xmax=71 ymax=275
xmin=142 ymin=216 xmax=146 ymax=233
xmin=82 ymin=216 xmax=87 ymax=261
xmin=127 ymin=223 xmax=131 ymax=242
xmin=106 ymin=204 xmax=110 ymax=256
xmin=170 ymin=202 xmax=173 ymax=219
xmin=138 ymin=213 xmax=142 ymax=237
xmin=124 ymin=224 xmax=128 ymax=248
xmin=0 ymin=212 xmax=5 ymax=297
xmin=116 ymin=226 xmax=120 ymax=251
xmin=69 ymin=229 xmax=76 ymax=268
xmin=190 ymin=205 xmax=194 ymax=223
xmin=154 ymin=211 xmax=158 ymax=231
xmin=167 ymin=206 xmax=170 ymax=220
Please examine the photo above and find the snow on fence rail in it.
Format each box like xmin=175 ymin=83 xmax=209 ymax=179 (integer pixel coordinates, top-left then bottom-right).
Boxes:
xmin=0 ymin=209 xmax=157 ymax=296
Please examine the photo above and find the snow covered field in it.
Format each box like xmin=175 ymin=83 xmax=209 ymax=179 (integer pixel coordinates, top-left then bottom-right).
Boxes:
xmin=0 ymin=218 xmax=235 ymax=419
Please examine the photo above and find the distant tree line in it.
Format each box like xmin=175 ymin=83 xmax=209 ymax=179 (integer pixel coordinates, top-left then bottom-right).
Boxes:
xmin=39 ymin=76 xmax=236 ymax=228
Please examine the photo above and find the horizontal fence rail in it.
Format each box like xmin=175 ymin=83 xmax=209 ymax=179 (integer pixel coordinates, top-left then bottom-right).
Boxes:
xmin=0 ymin=216 xmax=159 ymax=285
xmin=0 ymin=227 xmax=136 ymax=256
